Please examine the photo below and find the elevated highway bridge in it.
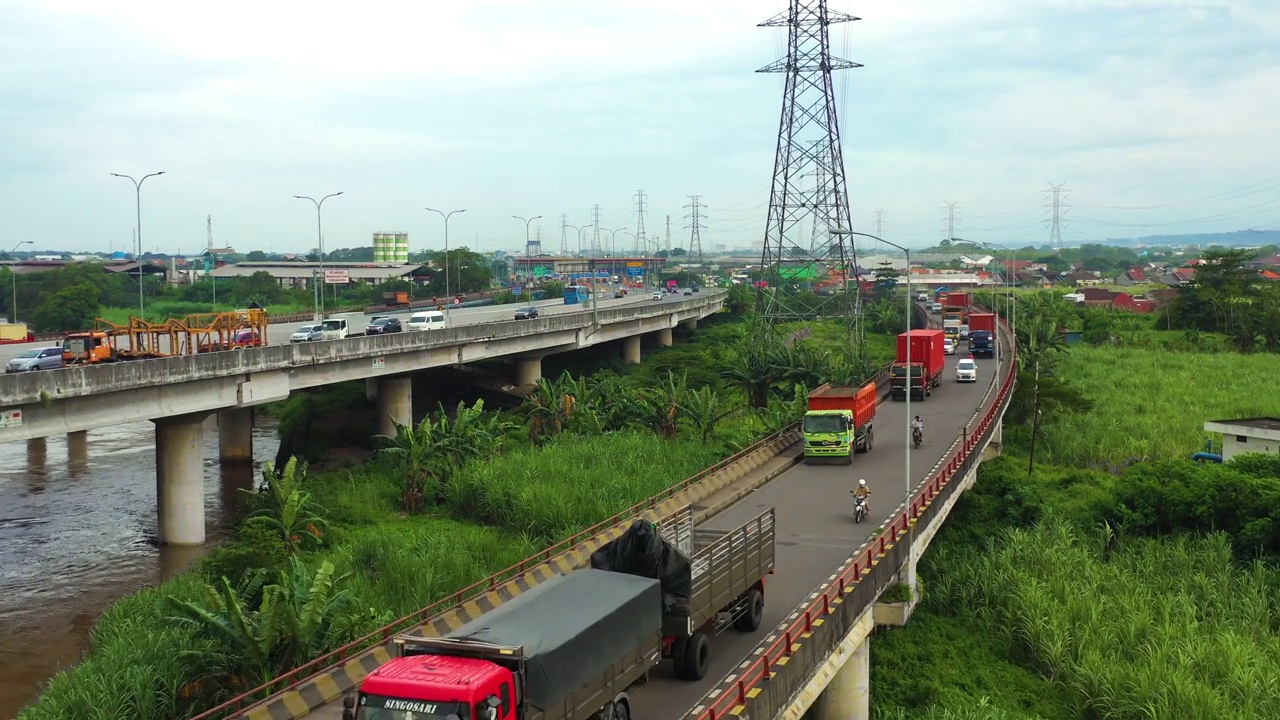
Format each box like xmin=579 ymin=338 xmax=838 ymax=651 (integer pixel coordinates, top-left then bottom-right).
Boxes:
xmin=193 ymin=309 xmax=1015 ymax=720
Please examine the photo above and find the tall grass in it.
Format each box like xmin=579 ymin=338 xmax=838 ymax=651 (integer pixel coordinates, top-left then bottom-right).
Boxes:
xmin=438 ymin=431 xmax=723 ymax=541
xmin=1042 ymin=346 xmax=1275 ymax=465
xmin=927 ymin=518 xmax=1280 ymax=720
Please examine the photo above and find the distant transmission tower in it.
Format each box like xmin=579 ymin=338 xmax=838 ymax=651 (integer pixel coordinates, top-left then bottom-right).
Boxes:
xmin=685 ymin=195 xmax=706 ymax=263
xmin=535 ymin=225 xmax=543 ymax=253
xmin=206 ymin=215 xmax=214 ymax=253
xmin=559 ymin=213 xmax=568 ymax=255
xmin=941 ymin=201 xmax=961 ymax=243
xmin=633 ymin=190 xmax=648 ymax=254
xmin=756 ymin=0 xmax=863 ymax=326
xmin=1044 ymin=182 xmax=1071 ymax=250
xmin=591 ymin=204 xmax=602 ymax=256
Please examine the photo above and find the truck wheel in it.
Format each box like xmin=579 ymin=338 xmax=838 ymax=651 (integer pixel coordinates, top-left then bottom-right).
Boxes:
xmin=867 ymin=428 xmax=874 ymax=452
xmin=733 ymin=587 xmax=765 ymax=632
xmin=613 ymin=700 xmax=631 ymax=720
xmin=843 ymin=453 xmax=853 ymax=466
xmin=676 ymin=632 xmax=710 ymax=681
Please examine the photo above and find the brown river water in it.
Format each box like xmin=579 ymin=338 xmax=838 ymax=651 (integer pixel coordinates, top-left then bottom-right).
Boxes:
xmin=0 ymin=417 xmax=278 ymax=719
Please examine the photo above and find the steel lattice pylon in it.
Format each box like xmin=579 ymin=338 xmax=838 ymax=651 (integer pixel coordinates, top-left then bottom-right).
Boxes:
xmin=755 ymin=1 xmax=862 ymax=326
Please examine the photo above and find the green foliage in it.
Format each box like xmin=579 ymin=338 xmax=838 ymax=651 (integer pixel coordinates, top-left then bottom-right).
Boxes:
xmin=243 ymin=458 xmax=327 ymax=555
xmin=30 ymin=283 xmax=102 ymax=332
xmin=927 ymin=519 xmax=1280 ymax=720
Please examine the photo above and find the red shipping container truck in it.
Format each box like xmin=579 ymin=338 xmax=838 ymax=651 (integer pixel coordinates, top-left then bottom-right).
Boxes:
xmin=967 ymin=312 xmax=997 ymax=358
xmin=891 ymin=329 xmax=945 ymax=401
xmin=947 ymin=292 xmax=970 ymax=309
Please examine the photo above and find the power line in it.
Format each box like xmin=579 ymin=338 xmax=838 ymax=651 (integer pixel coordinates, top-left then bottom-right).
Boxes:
xmin=685 ymin=195 xmax=706 ymax=263
xmin=1044 ymin=182 xmax=1071 ymax=251
xmin=756 ymin=0 xmax=863 ymax=329
xmin=591 ymin=204 xmax=602 ymax=256
xmin=1074 ymin=174 xmax=1280 ymax=211
xmin=633 ymin=190 xmax=648 ymax=254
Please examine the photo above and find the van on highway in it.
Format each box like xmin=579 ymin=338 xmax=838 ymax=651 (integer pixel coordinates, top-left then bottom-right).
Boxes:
xmin=407 ymin=310 xmax=447 ymax=331
xmin=320 ymin=317 xmax=352 ymax=340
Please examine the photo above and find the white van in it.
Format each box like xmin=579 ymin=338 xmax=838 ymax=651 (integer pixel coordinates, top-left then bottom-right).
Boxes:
xmin=407 ymin=310 xmax=447 ymax=331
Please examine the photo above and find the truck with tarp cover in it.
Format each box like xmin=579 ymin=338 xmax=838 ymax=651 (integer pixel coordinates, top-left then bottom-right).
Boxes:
xmin=592 ymin=506 xmax=776 ymax=681
xmin=344 ymin=506 xmax=775 ymax=720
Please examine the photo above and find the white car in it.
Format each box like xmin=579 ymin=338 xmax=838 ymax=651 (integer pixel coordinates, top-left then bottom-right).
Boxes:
xmin=290 ymin=324 xmax=322 ymax=343
xmin=943 ymin=338 xmax=956 ymax=355
xmin=955 ymin=358 xmax=977 ymax=383
xmin=651 ymin=291 xmax=663 ymax=300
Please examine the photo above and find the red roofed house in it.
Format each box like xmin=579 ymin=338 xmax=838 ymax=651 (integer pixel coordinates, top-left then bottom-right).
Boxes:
xmin=1115 ymin=267 xmax=1149 ymax=286
xmin=1077 ymin=288 xmax=1155 ymax=313
xmin=1261 ymin=269 xmax=1280 ymax=282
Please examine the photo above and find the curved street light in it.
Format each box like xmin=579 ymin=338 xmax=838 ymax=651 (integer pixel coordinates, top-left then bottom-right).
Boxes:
xmin=111 ymin=171 xmax=165 ymax=318
xmin=426 ymin=207 xmax=466 ymax=315
xmin=512 ymin=215 xmax=543 ymax=257
xmin=294 ymin=192 xmax=344 ymax=319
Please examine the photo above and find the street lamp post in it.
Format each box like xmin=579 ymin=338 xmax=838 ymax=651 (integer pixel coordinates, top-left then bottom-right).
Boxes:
xmin=512 ymin=215 xmax=543 ymax=257
xmin=111 ymin=171 xmax=165 ymax=319
xmin=831 ymin=227 xmax=918 ymax=592
xmin=9 ymin=241 xmax=32 ymax=323
xmin=426 ymin=207 xmax=466 ymax=317
xmin=606 ymin=227 xmax=626 ymax=258
xmin=960 ymin=238 xmax=1016 ymax=362
xmin=294 ymin=192 xmax=344 ymax=320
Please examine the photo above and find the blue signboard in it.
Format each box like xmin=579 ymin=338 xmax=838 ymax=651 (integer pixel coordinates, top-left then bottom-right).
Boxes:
xmin=626 ymin=266 xmax=643 ymax=276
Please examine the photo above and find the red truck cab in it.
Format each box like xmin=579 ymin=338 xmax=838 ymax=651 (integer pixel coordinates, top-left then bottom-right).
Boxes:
xmin=343 ymin=654 xmax=509 ymax=720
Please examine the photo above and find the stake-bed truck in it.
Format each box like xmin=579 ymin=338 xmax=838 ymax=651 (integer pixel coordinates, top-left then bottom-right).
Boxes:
xmin=890 ymin=329 xmax=945 ymax=401
xmin=343 ymin=506 xmax=775 ymax=720
xmin=802 ymin=382 xmax=877 ymax=463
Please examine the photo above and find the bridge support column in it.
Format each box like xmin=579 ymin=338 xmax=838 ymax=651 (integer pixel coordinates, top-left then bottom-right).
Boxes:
xmin=679 ymin=318 xmax=698 ymax=330
xmin=813 ymin=634 xmax=870 ymax=720
xmin=622 ymin=336 xmax=641 ymax=364
xmin=67 ymin=430 xmax=88 ymax=461
xmin=515 ymin=356 xmax=542 ymax=387
xmin=655 ymin=327 xmax=674 ymax=347
xmin=217 ymin=407 xmax=254 ymax=464
xmin=377 ymin=376 xmax=413 ymax=437
xmin=154 ymin=412 xmax=209 ymax=547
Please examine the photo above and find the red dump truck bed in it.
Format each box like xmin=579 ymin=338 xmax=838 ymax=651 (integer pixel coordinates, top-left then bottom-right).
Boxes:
xmin=967 ymin=312 xmax=996 ymax=334
xmin=807 ymin=382 xmax=877 ymax=428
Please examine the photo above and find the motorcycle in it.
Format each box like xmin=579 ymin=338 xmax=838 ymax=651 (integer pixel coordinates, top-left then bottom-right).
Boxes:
xmin=851 ymin=491 xmax=868 ymax=524
xmin=912 ymin=426 xmax=923 ymax=449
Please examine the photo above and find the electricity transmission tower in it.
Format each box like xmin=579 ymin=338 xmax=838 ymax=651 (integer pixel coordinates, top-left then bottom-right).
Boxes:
xmin=206 ymin=215 xmax=214 ymax=253
xmin=664 ymin=215 xmax=672 ymax=256
xmin=685 ymin=195 xmax=706 ymax=263
xmin=591 ymin=204 xmax=602 ymax=256
xmin=633 ymin=190 xmax=648 ymax=254
xmin=559 ymin=213 xmax=568 ymax=255
xmin=1044 ymin=183 xmax=1071 ymax=250
xmin=873 ymin=208 xmax=884 ymax=253
xmin=756 ymin=0 xmax=863 ymax=325
xmin=941 ymin=201 xmax=960 ymax=243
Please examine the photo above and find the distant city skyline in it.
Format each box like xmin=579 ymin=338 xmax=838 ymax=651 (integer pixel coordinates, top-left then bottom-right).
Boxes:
xmin=3 ymin=1 xmax=1279 ymax=255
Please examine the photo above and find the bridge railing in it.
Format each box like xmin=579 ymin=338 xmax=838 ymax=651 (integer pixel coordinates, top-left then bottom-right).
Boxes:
xmin=191 ymin=358 xmax=894 ymax=720
xmin=688 ymin=315 xmax=1018 ymax=720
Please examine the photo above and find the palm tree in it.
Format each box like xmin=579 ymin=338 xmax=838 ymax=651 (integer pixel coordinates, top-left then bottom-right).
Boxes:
xmin=167 ymin=573 xmax=283 ymax=689
xmin=639 ymin=371 xmax=687 ymax=438
xmin=1015 ymin=293 xmax=1069 ymax=475
xmin=273 ymin=557 xmax=354 ymax=664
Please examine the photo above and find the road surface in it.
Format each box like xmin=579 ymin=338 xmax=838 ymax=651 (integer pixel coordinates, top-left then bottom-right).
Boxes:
xmin=304 ymin=337 xmax=1009 ymax=720
xmin=0 ymin=290 xmax=676 ymax=367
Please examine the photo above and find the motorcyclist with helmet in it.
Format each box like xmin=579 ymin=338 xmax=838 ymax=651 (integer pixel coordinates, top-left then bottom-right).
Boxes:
xmin=852 ymin=478 xmax=872 ymax=515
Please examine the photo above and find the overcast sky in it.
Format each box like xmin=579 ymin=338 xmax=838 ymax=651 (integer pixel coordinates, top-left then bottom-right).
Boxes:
xmin=3 ymin=0 xmax=1280 ymax=257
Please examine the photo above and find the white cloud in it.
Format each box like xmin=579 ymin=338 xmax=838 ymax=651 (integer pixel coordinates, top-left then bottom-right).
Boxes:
xmin=2 ymin=0 xmax=1280 ymax=254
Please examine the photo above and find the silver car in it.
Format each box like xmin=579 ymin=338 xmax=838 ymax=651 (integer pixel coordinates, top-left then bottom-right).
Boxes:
xmin=290 ymin=324 xmax=323 ymax=343
xmin=6 ymin=346 xmax=63 ymax=373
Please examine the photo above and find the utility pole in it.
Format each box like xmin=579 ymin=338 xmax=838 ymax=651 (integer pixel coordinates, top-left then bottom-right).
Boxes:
xmin=592 ymin=204 xmax=602 ymax=257
xmin=942 ymin=201 xmax=960 ymax=245
xmin=1044 ymin=182 xmax=1071 ymax=251
xmin=559 ymin=213 xmax=568 ymax=255
xmin=684 ymin=195 xmax=706 ymax=264
xmin=633 ymin=190 xmax=648 ymax=254
xmin=207 ymin=215 xmax=217 ymax=308
xmin=756 ymin=0 xmax=863 ymax=326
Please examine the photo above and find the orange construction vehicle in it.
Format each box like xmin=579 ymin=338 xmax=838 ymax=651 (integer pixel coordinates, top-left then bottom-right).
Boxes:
xmin=63 ymin=309 xmax=268 ymax=365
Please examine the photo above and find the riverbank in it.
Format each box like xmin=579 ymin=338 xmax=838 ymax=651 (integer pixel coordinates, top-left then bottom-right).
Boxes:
xmin=869 ymin=342 xmax=1280 ymax=719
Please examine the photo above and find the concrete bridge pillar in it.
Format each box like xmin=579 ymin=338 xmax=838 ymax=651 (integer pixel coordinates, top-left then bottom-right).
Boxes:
xmin=813 ymin=634 xmax=870 ymax=720
xmin=154 ymin=412 xmax=210 ymax=547
xmin=655 ymin=327 xmax=674 ymax=347
xmin=515 ymin=356 xmax=542 ymax=387
xmin=377 ymin=376 xmax=414 ymax=437
xmin=679 ymin=318 xmax=698 ymax=330
xmin=67 ymin=430 xmax=88 ymax=455
xmin=217 ymin=407 xmax=254 ymax=464
xmin=622 ymin=336 xmax=642 ymax=364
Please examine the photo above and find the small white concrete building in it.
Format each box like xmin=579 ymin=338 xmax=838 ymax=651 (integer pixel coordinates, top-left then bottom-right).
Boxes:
xmin=1203 ymin=417 xmax=1280 ymax=461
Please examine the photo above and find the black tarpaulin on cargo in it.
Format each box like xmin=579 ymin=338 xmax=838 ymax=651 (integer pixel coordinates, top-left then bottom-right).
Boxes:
xmin=589 ymin=519 xmax=693 ymax=612
xmin=446 ymin=569 xmax=661 ymax=712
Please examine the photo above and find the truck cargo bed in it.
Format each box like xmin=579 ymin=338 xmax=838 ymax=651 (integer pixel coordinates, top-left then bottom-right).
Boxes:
xmin=663 ymin=508 xmax=776 ymax=637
